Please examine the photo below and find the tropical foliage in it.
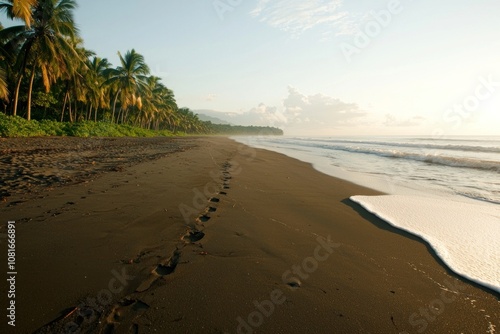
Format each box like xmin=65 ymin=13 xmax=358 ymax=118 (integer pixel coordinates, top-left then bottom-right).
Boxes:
xmin=0 ymin=63 xmax=7 ymax=101
xmin=2 ymin=0 xmax=37 ymax=27
xmin=0 ymin=0 xmax=283 ymax=136
xmin=0 ymin=112 xmax=174 ymax=137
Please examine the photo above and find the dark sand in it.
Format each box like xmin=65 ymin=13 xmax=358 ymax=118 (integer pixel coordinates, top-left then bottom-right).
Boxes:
xmin=0 ymin=136 xmax=498 ymax=334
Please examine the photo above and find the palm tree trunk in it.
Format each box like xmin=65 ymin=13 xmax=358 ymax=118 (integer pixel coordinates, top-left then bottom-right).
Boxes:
xmin=26 ymin=67 xmax=36 ymax=121
xmin=116 ymin=107 xmax=122 ymax=124
xmin=13 ymin=42 xmax=34 ymax=117
xmin=61 ymin=91 xmax=69 ymax=122
xmin=87 ymin=104 xmax=92 ymax=121
xmin=123 ymin=108 xmax=128 ymax=124
xmin=68 ymin=96 xmax=73 ymax=123
xmin=12 ymin=74 xmax=23 ymax=116
xmin=111 ymin=91 xmax=120 ymax=123
xmin=73 ymin=100 xmax=78 ymax=122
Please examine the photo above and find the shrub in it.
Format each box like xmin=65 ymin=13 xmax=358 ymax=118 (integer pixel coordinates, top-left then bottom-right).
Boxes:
xmin=0 ymin=113 xmax=174 ymax=138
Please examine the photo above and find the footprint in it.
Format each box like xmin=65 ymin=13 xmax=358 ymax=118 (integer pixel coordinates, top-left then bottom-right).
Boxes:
xmin=207 ymin=207 xmax=217 ymax=212
xmin=183 ymin=230 xmax=205 ymax=243
xmin=209 ymin=197 xmax=220 ymax=203
xmin=197 ymin=215 xmax=210 ymax=223
xmin=158 ymin=251 xmax=180 ymax=275
xmin=108 ymin=299 xmax=149 ymax=322
xmin=155 ymin=264 xmax=175 ymax=276
xmin=135 ymin=251 xmax=180 ymax=292
xmin=286 ymin=278 xmax=302 ymax=289
xmin=104 ymin=299 xmax=149 ymax=333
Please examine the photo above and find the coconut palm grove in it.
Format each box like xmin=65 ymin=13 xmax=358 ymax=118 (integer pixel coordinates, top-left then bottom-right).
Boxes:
xmin=0 ymin=0 xmax=283 ymax=137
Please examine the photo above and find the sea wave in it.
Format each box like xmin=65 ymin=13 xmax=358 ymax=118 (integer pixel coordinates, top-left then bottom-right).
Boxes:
xmin=237 ymin=136 xmax=500 ymax=204
xmin=293 ymin=138 xmax=500 ymax=154
xmin=350 ymin=195 xmax=500 ymax=295
xmin=322 ymin=145 xmax=500 ymax=172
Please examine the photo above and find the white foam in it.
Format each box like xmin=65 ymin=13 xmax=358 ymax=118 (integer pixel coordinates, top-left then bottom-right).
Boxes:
xmin=350 ymin=195 xmax=500 ymax=294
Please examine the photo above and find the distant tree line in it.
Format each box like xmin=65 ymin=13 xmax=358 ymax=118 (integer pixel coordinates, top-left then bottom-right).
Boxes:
xmin=204 ymin=122 xmax=283 ymax=135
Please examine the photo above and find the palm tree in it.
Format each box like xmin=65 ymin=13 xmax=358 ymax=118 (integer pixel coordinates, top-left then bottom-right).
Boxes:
xmin=135 ymin=75 xmax=160 ymax=127
xmin=58 ymin=39 xmax=94 ymax=122
xmin=135 ymin=75 xmax=178 ymax=129
xmin=85 ymin=56 xmax=110 ymax=121
xmin=1 ymin=0 xmax=35 ymax=110
xmin=177 ymin=107 xmax=205 ymax=134
xmin=104 ymin=49 xmax=150 ymax=124
xmin=0 ymin=22 xmax=24 ymax=115
xmin=0 ymin=23 xmax=8 ymax=101
xmin=2 ymin=0 xmax=79 ymax=119
xmin=157 ymin=85 xmax=177 ymax=129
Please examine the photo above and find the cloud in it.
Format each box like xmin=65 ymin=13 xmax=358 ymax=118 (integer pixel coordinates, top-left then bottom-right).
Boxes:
xmin=283 ymin=86 xmax=366 ymax=125
xmin=384 ymin=114 xmax=426 ymax=127
xmin=247 ymin=103 xmax=288 ymax=125
xmin=195 ymin=103 xmax=287 ymax=127
xmin=196 ymin=87 xmax=368 ymax=135
xmin=208 ymin=103 xmax=287 ymax=127
xmin=250 ymin=0 xmax=363 ymax=38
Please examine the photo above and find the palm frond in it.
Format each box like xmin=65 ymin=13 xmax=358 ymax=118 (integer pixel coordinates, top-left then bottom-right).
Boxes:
xmin=12 ymin=0 xmax=37 ymax=27
xmin=0 ymin=66 xmax=9 ymax=100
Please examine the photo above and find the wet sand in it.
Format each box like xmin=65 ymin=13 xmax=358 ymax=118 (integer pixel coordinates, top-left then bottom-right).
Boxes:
xmin=0 ymin=136 xmax=498 ymax=334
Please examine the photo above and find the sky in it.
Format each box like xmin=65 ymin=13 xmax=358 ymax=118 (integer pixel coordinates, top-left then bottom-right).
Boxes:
xmin=19 ymin=1 xmax=500 ymax=135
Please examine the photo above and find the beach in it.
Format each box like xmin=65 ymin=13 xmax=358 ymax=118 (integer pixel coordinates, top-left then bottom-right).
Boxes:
xmin=0 ymin=136 xmax=498 ymax=334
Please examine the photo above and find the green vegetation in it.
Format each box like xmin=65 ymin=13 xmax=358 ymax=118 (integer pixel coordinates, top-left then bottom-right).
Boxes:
xmin=0 ymin=0 xmax=283 ymax=137
xmin=0 ymin=113 xmax=174 ymax=137
xmin=0 ymin=110 xmax=283 ymax=138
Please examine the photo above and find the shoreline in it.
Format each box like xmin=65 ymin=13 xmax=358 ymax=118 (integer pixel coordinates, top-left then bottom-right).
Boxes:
xmin=233 ymin=135 xmax=500 ymax=204
xmin=236 ymin=136 xmax=500 ymax=297
xmin=0 ymin=137 xmax=498 ymax=333
xmin=346 ymin=198 xmax=500 ymax=298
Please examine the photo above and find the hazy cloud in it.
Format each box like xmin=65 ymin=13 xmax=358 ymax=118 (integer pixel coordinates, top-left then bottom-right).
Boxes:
xmin=196 ymin=87 xmax=368 ymax=134
xmin=196 ymin=103 xmax=287 ymax=127
xmin=283 ymin=86 xmax=366 ymax=125
xmin=239 ymin=103 xmax=288 ymax=126
xmin=250 ymin=0 xmax=363 ymax=38
xmin=384 ymin=114 xmax=426 ymax=127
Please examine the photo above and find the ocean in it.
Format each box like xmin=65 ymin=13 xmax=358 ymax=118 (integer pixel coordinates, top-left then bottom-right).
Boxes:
xmin=234 ymin=136 xmax=500 ymax=294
